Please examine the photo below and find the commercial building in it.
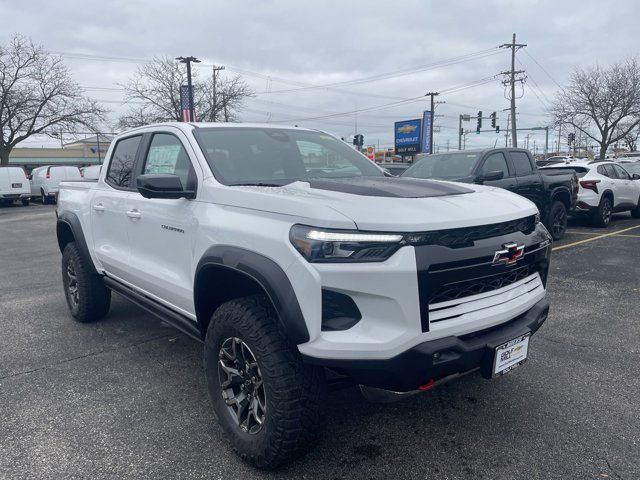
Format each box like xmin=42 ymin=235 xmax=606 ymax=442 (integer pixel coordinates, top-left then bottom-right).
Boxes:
xmin=8 ymin=135 xmax=112 ymax=173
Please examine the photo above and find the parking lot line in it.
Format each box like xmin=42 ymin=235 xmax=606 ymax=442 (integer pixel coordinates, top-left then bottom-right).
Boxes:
xmin=553 ymin=225 xmax=640 ymax=252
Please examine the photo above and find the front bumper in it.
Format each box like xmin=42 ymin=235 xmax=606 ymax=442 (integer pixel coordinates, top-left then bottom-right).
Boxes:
xmin=303 ymin=298 xmax=549 ymax=392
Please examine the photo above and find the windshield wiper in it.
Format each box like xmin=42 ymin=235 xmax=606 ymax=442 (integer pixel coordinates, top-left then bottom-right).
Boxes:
xmin=229 ymin=182 xmax=285 ymax=187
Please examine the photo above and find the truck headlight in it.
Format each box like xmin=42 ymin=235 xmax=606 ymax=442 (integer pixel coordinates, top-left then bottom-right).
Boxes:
xmin=290 ymin=225 xmax=404 ymax=263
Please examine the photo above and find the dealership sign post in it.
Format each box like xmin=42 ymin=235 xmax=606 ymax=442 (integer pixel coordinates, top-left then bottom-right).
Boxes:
xmin=394 ymin=119 xmax=422 ymax=155
xmin=421 ymin=110 xmax=432 ymax=154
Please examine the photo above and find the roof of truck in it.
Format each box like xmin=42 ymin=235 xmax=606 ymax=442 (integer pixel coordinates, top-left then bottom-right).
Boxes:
xmin=123 ymin=122 xmax=320 ymax=135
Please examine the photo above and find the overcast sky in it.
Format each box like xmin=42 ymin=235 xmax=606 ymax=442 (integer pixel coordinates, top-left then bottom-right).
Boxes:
xmin=4 ymin=0 xmax=639 ymax=152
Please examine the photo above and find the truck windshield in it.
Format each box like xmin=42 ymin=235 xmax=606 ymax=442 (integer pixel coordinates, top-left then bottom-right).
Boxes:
xmin=196 ymin=127 xmax=383 ymax=185
xmin=402 ymin=153 xmax=479 ymax=180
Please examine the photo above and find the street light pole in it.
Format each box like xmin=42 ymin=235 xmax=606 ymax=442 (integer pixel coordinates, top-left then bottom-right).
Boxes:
xmin=176 ymin=56 xmax=201 ymax=122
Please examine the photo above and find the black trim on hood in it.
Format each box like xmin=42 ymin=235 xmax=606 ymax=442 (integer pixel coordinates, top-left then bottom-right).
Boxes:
xmin=305 ymin=176 xmax=474 ymax=198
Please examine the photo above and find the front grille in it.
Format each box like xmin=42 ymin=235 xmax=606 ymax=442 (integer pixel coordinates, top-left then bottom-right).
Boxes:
xmin=429 ymin=265 xmax=532 ymax=304
xmin=407 ymin=216 xmax=536 ymax=249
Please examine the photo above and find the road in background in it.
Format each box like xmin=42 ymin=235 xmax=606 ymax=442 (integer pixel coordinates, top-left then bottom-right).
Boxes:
xmin=1 ymin=205 xmax=639 ymax=479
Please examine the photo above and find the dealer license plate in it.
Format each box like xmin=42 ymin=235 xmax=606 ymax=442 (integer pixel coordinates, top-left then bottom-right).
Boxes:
xmin=12 ymin=183 xmax=22 ymax=188
xmin=493 ymin=333 xmax=530 ymax=376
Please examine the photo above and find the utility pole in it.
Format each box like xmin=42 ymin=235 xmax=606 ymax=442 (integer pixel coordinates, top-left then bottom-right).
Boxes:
xmin=557 ymin=125 xmax=562 ymax=154
xmin=544 ymin=126 xmax=549 ymax=155
xmin=458 ymin=114 xmax=470 ymax=150
xmin=176 ymin=56 xmax=201 ymax=122
xmin=425 ymin=92 xmax=439 ymax=154
xmin=500 ymin=34 xmax=526 ymax=148
xmin=211 ymin=65 xmax=225 ymax=122
xmin=505 ymin=112 xmax=511 ymax=147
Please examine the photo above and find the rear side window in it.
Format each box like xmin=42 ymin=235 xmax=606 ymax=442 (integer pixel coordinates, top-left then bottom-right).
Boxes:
xmin=510 ymin=151 xmax=533 ymax=176
xmin=106 ymin=136 xmax=142 ymax=189
xmin=598 ymin=164 xmax=616 ymax=178
xmin=481 ymin=152 xmax=510 ymax=177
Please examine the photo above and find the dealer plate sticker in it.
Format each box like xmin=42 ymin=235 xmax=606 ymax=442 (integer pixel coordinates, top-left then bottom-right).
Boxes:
xmin=11 ymin=183 xmax=22 ymax=188
xmin=493 ymin=333 xmax=530 ymax=376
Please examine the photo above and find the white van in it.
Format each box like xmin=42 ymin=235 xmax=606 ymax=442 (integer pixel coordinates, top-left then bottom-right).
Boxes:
xmin=79 ymin=165 xmax=101 ymax=180
xmin=30 ymin=166 xmax=82 ymax=204
xmin=0 ymin=167 xmax=31 ymax=206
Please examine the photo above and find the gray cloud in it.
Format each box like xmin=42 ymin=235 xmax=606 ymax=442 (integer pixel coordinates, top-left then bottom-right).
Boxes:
xmin=3 ymin=0 xmax=639 ymax=150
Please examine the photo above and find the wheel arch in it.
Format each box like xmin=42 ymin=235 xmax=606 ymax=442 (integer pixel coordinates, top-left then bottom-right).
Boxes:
xmin=56 ymin=212 xmax=97 ymax=275
xmin=550 ymin=188 xmax=571 ymax=209
xmin=601 ymin=189 xmax=614 ymax=203
xmin=194 ymin=246 xmax=309 ymax=345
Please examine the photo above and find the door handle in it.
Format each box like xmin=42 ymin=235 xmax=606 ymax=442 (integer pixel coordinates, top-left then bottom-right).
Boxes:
xmin=126 ymin=209 xmax=142 ymax=220
xmin=93 ymin=203 xmax=106 ymax=212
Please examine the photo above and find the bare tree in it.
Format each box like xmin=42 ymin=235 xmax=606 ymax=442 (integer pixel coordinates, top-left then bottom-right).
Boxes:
xmin=624 ymin=127 xmax=640 ymax=152
xmin=118 ymin=57 xmax=253 ymax=128
xmin=551 ymin=58 xmax=640 ymax=159
xmin=198 ymin=74 xmax=253 ymax=122
xmin=0 ymin=34 xmax=105 ymax=165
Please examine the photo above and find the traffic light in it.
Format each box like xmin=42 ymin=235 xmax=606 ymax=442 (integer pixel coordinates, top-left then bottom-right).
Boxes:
xmin=490 ymin=112 xmax=497 ymax=129
xmin=476 ymin=111 xmax=482 ymax=133
xmin=353 ymin=134 xmax=364 ymax=147
xmin=460 ymin=127 xmax=464 ymax=136
xmin=496 ymin=125 xmax=500 ymax=134
xmin=568 ymin=133 xmax=575 ymax=144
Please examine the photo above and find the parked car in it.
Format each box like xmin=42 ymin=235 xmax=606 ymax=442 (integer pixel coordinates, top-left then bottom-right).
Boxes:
xmin=536 ymin=155 xmax=573 ymax=167
xmin=540 ymin=161 xmax=640 ymax=226
xmin=402 ymin=148 xmax=578 ymax=240
xmin=56 ymin=123 xmax=551 ymax=468
xmin=0 ymin=166 xmax=31 ymax=206
xmin=80 ymin=165 xmax=102 ymax=180
xmin=376 ymin=162 xmax=412 ymax=176
xmin=30 ymin=165 xmax=82 ymax=204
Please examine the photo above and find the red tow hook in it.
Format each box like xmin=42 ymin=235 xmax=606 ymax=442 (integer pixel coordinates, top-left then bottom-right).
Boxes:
xmin=418 ymin=379 xmax=435 ymax=391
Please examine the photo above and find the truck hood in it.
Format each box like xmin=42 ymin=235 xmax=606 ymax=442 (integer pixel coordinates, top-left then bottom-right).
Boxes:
xmin=208 ymin=176 xmax=538 ymax=232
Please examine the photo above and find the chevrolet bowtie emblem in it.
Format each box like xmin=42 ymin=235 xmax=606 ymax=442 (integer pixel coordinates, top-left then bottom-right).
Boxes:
xmin=493 ymin=242 xmax=525 ymax=266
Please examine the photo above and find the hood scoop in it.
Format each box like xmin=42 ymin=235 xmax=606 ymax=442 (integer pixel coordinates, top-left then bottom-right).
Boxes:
xmin=304 ymin=176 xmax=474 ymax=198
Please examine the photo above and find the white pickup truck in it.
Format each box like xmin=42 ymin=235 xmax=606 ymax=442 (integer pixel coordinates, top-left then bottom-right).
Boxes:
xmin=56 ymin=122 xmax=552 ymax=469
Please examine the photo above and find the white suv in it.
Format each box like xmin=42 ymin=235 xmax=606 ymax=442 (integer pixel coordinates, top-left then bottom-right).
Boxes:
xmin=542 ymin=160 xmax=640 ymax=226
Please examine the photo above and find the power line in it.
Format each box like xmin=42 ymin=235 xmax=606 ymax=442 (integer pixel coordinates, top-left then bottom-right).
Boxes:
xmin=523 ymin=50 xmax=562 ymax=88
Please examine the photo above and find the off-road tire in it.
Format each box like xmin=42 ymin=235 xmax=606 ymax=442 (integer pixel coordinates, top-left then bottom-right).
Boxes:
xmin=204 ymin=294 xmax=326 ymax=470
xmin=21 ymin=198 xmax=30 ymax=206
xmin=62 ymin=242 xmax=111 ymax=322
xmin=592 ymin=196 xmax=613 ymax=227
xmin=545 ymin=201 xmax=568 ymax=240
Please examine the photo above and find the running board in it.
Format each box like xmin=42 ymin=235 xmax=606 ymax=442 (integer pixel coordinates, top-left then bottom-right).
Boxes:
xmin=103 ymin=276 xmax=203 ymax=343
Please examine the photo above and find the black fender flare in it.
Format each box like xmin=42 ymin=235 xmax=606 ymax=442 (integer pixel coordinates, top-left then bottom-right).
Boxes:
xmin=56 ymin=211 xmax=98 ymax=275
xmin=195 ymin=246 xmax=309 ymax=345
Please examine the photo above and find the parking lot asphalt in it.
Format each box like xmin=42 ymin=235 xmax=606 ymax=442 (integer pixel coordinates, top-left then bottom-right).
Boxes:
xmin=1 ymin=204 xmax=639 ymax=480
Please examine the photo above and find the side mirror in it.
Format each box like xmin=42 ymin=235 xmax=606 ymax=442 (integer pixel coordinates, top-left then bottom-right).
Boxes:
xmin=136 ymin=174 xmax=195 ymax=200
xmin=477 ymin=170 xmax=504 ymax=183
xmin=632 ymin=173 xmax=640 ymax=180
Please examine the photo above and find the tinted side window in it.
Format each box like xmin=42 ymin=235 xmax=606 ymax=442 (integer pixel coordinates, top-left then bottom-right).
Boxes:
xmin=481 ymin=152 xmax=510 ymax=177
xmin=106 ymin=136 xmax=141 ymax=188
xmin=612 ymin=164 xmax=630 ymax=180
xmin=602 ymin=164 xmax=616 ymax=178
xmin=597 ymin=165 xmax=608 ymax=177
xmin=511 ymin=151 xmax=533 ymax=176
xmin=142 ymin=133 xmax=195 ymax=189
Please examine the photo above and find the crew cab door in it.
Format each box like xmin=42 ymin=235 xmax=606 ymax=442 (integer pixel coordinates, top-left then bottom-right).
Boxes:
xmin=476 ymin=151 xmax=516 ymax=190
xmin=91 ymin=134 xmax=142 ymax=279
xmin=508 ymin=150 xmax=546 ymax=212
xmin=124 ymin=131 xmax=201 ymax=315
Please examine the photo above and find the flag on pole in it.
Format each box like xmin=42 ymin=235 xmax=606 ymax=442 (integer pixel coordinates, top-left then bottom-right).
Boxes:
xmin=180 ymin=85 xmax=193 ymax=122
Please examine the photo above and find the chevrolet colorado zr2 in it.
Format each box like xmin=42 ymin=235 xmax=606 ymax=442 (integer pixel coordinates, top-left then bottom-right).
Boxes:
xmin=56 ymin=123 xmax=552 ymax=469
